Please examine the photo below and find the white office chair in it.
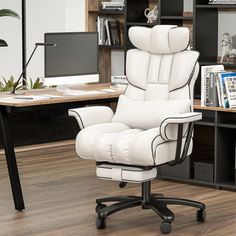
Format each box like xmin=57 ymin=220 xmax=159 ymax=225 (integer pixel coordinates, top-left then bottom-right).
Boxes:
xmin=69 ymin=25 xmax=206 ymax=234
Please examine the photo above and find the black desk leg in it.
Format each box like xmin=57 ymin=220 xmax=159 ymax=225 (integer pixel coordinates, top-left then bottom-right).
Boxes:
xmin=0 ymin=110 xmax=25 ymax=211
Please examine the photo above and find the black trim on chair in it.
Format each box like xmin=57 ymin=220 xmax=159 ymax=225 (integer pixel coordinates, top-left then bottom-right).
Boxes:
xmin=169 ymin=56 xmax=199 ymax=93
xmin=179 ymin=122 xmax=194 ymax=164
xmin=151 ymin=134 xmax=161 ymax=165
xmin=126 ymin=78 xmax=146 ymax=91
xmin=168 ymin=122 xmax=194 ymax=166
xmin=152 ymin=140 xmax=168 ymax=166
xmin=69 ymin=110 xmax=85 ymax=129
xmin=96 ymin=162 xmax=154 ymax=170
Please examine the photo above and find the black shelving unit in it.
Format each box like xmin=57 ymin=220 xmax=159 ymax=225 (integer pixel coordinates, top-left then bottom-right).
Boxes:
xmin=155 ymin=0 xmax=236 ymax=191
xmin=193 ymin=0 xmax=236 ymax=97
xmin=158 ymin=105 xmax=236 ymax=191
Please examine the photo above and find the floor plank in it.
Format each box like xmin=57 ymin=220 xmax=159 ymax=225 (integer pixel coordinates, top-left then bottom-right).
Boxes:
xmin=0 ymin=144 xmax=236 ymax=236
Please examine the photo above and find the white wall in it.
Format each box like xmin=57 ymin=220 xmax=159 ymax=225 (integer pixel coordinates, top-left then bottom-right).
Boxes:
xmin=111 ymin=51 xmax=124 ymax=76
xmin=26 ymin=0 xmax=85 ymax=80
xmin=65 ymin=0 xmax=85 ymax=31
xmin=0 ymin=0 xmax=22 ymax=79
xmin=184 ymin=0 xmax=193 ymax=12
xmin=26 ymin=0 xmax=66 ymax=80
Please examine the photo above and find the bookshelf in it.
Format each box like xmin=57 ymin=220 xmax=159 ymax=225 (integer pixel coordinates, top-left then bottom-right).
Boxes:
xmin=157 ymin=100 xmax=236 ymax=191
xmin=194 ymin=0 xmax=236 ymax=98
xmin=157 ymin=1 xmax=236 ymax=191
xmin=86 ymin=0 xmax=125 ymax=83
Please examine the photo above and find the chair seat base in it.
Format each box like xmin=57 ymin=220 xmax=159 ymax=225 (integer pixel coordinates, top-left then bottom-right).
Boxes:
xmin=95 ymin=181 xmax=206 ymax=234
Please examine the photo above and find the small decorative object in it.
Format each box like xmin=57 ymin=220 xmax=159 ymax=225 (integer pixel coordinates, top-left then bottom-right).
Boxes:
xmin=220 ymin=32 xmax=236 ymax=63
xmin=144 ymin=5 xmax=158 ymax=24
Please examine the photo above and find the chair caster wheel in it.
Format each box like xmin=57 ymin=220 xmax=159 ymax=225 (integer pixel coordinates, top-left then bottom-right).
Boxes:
xmin=196 ymin=209 xmax=206 ymax=222
xmin=95 ymin=203 xmax=107 ymax=213
xmin=96 ymin=216 xmax=106 ymax=229
xmin=160 ymin=221 xmax=172 ymax=234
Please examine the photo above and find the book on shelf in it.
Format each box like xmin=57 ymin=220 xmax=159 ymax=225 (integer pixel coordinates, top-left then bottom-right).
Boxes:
xmin=208 ymin=72 xmax=220 ymax=107
xmin=109 ymin=20 xmax=120 ymax=45
xmin=111 ymin=75 xmax=128 ymax=88
xmin=199 ymin=65 xmax=236 ymax=108
xmin=218 ymin=72 xmax=236 ymax=108
xmin=215 ymin=71 xmax=224 ymax=107
xmin=97 ymin=16 xmax=121 ymax=46
xmin=105 ymin=18 xmax=112 ymax=45
xmin=201 ymin=65 xmax=224 ymax=107
xmin=224 ymin=75 xmax=236 ymax=108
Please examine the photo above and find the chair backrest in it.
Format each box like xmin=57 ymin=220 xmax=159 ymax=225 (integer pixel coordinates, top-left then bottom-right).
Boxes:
xmin=124 ymin=25 xmax=199 ymax=112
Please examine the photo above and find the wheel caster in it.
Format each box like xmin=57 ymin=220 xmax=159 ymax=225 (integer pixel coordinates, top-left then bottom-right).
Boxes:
xmin=160 ymin=221 xmax=172 ymax=234
xmin=196 ymin=209 xmax=206 ymax=222
xmin=95 ymin=203 xmax=107 ymax=213
xmin=96 ymin=216 xmax=106 ymax=229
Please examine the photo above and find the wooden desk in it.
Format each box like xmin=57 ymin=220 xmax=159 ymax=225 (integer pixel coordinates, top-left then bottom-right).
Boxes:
xmin=0 ymin=83 xmax=123 ymax=211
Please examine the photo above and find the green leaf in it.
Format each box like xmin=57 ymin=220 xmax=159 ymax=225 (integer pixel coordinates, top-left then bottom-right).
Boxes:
xmin=0 ymin=9 xmax=20 ymax=19
xmin=0 ymin=39 xmax=8 ymax=47
xmin=2 ymin=77 xmax=7 ymax=85
xmin=33 ymin=78 xmax=40 ymax=89
xmin=29 ymin=78 xmax=33 ymax=89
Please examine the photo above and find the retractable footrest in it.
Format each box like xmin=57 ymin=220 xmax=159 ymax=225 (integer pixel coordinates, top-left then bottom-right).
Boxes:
xmin=96 ymin=163 xmax=157 ymax=183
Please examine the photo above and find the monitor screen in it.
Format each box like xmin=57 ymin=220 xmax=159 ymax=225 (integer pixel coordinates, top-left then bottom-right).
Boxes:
xmin=44 ymin=32 xmax=99 ymax=85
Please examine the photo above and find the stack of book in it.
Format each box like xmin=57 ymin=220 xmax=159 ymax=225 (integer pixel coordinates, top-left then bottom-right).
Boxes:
xmin=201 ymin=65 xmax=236 ymax=108
xmin=111 ymin=75 xmax=128 ymax=89
xmin=97 ymin=17 xmax=121 ymax=46
xmin=209 ymin=0 xmax=236 ymax=4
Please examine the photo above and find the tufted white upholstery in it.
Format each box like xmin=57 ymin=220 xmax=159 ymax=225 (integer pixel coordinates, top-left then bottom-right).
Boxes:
xmin=69 ymin=25 xmax=201 ymax=182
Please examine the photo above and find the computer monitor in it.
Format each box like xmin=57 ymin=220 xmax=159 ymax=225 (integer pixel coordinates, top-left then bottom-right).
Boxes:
xmin=44 ymin=32 xmax=99 ymax=86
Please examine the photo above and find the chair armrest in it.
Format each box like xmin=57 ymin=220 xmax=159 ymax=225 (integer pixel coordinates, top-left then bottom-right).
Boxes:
xmin=68 ymin=106 xmax=114 ymax=129
xmin=160 ymin=112 xmax=202 ymax=141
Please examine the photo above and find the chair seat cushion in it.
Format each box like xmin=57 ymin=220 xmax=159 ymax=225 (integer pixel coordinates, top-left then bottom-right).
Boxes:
xmin=96 ymin=164 xmax=157 ymax=183
xmin=76 ymin=123 xmax=192 ymax=166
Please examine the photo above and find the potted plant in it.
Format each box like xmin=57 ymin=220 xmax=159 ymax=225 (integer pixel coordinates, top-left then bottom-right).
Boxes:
xmin=0 ymin=9 xmax=20 ymax=47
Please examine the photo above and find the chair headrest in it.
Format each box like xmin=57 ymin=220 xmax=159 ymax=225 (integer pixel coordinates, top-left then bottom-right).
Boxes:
xmin=128 ymin=25 xmax=190 ymax=54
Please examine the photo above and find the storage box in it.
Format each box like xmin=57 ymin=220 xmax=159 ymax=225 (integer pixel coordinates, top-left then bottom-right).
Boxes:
xmin=194 ymin=161 xmax=214 ymax=182
xmin=157 ymin=158 xmax=190 ymax=179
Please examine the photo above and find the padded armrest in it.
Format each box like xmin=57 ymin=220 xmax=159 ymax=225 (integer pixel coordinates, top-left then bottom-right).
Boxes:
xmin=68 ymin=106 xmax=114 ymax=129
xmin=160 ymin=112 xmax=202 ymax=141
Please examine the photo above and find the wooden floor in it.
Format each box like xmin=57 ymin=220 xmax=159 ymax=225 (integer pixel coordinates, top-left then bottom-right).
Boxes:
xmin=1 ymin=143 xmax=236 ymax=236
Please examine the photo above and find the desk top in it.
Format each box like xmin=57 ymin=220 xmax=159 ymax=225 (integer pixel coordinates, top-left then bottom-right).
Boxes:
xmin=194 ymin=99 xmax=236 ymax=113
xmin=1 ymin=85 xmax=236 ymax=112
xmin=0 ymin=83 xmax=123 ymax=107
